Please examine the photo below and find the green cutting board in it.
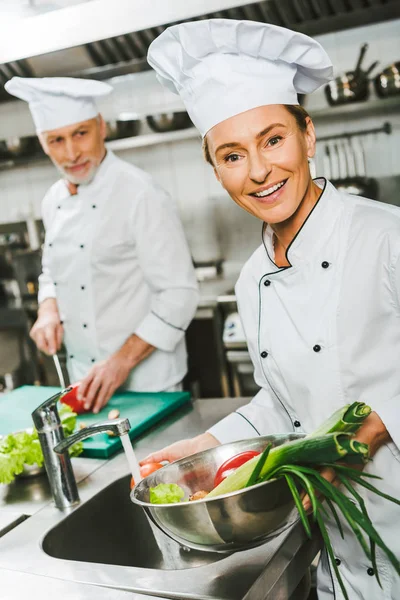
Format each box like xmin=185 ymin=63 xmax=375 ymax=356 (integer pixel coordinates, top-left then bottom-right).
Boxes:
xmin=0 ymin=385 xmax=191 ymax=458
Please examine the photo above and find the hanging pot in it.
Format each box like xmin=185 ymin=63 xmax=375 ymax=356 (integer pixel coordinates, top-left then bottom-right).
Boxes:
xmin=325 ymin=43 xmax=378 ymax=106
xmin=374 ymin=62 xmax=400 ymax=98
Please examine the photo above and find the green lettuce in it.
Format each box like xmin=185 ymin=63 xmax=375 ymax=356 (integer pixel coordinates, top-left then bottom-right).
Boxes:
xmin=149 ymin=483 xmax=186 ymax=504
xmin=0 ymin=403 xmax=83 ymax=485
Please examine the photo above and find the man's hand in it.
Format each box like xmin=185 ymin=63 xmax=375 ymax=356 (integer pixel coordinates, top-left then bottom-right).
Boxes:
xmin=30 ymin=298 xmax=63 ymax=356
xmin=140 ymin=432 xmax=220 ymax=465
xmin=78 ymin=334 xmax=155 ymax=413
xmin=78 ymin=353 xmax=132 ymax=414
xmin=302 ymin=411 xmax=391 ymax=511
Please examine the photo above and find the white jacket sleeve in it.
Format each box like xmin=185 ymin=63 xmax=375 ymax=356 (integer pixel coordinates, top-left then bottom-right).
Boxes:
xmin=208 ymin=387 xmax=294 ymax=444
xmin=369 ymin=249 xmax=400 ymax=455
xmin=37 ymin=190 xmax=57 ymax=304
xmin=132 ymin=182 xmax=199 ymax=352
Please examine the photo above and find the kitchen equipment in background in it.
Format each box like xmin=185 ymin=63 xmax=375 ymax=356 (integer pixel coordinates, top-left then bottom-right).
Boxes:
xmin=0 ymin=140 xmax=9 ymax=161
xmin=146 ymin=111 xmax=193 ymax=133
xmin=11 ymin=250 xmax=42 ymax=303
xmin=325 ymin=43 xmax=379 ymax=106
xmin=0 ymin=386 xmax=191 ymax=458
xmin=327 ymin=141 xmax=340 ymax=181
xmin=0 ymin=309 xmax=40 ymax=390
xmin=330 ymin=138 xmax=378 ymax=199
xmin=4 ymin=135 xmax=43 ymax=160
xmin=375 ymin=61 xmax=400 ymax=98
xmin=319 ymin=122 xmax=390 ymax=200
xmin=218 ymin=293 xmax=260 ymax=398
xmin=194 ymin=259 xmax=224 ymax=282
xmin=0 ymin=254 xmax=21 ymax=308
xmin=322 ymin=144 xmax=332 ymax=180
xmin=105 ymin=118 xmax=141 ymax=140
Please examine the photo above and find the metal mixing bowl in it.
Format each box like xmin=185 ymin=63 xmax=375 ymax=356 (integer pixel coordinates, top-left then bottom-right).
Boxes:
xmin=132 ymin=433 xmax=303 ymax=553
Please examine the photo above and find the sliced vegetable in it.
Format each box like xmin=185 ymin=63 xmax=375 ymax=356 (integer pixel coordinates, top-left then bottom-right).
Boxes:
xmin=149 ymin=483 xmax=185 ymax=504
xmin=60 ymin=382 xmax=89 ymax=414
xmin=214 ymin=450 xmax=260 ymax=488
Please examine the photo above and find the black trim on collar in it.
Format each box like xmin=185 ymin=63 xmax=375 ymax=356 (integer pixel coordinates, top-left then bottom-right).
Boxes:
xmin=261 ymin=177 xmax=328 ymax=271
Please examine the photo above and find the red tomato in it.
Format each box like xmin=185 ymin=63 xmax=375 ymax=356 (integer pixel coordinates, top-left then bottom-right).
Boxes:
xmin=60 ymin=382 xmax=89 ymax=414
xmin=214 ymin=450 xmax=260 ymax=488
xmin=130 ymin=462 xmax=164 ymax=489
xmin=140 ymin=462 xmax=164 ymax=478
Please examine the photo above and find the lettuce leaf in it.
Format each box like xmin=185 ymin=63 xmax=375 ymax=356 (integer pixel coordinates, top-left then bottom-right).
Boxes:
xmin=0 ymin=403 xmax=83 ymax=485
xmin=149 ymin=483 xmax=186 ymax=504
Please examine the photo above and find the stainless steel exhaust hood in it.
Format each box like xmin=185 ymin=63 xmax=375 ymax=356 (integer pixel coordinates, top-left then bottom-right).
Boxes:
xmin=1 ymin=0 xmax=399 ymax=102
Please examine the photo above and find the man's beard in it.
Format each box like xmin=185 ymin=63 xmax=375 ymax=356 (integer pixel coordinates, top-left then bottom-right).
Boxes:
xmin=53 ymin=159 xmax=99 ymax=185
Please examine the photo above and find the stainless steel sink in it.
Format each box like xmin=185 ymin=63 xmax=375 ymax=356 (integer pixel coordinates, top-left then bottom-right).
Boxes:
xmin=0 ymin=399 xmax=322 ymax=599
xmin=43 ymin=474 xmax=224 ymax=570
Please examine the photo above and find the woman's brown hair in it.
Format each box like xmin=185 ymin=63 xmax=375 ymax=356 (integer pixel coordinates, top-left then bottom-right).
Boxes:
xmin=202 ymin=104 xmax=310 ymax=166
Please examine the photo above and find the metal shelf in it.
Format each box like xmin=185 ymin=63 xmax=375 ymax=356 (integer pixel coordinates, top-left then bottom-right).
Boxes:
xmin=306 ymin=96 xmax=400 ymax=122
xmin=106 ymin=127 xmax=200 ymax=151
xmin=0 ymin=96 xmax=398 ymax=170
xmin=0 ymin=127 xmax=201 ymax=170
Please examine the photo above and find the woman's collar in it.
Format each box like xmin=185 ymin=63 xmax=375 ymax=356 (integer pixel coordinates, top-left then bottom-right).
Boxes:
xmin=262 ymin=178 xmax=342 ymax=268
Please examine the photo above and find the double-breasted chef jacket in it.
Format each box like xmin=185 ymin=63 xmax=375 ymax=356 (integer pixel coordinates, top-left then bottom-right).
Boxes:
xmin=38 ymin=150 xmax=199 ymax=391
xmin=209 ymin=178 xmax=400 ymax=599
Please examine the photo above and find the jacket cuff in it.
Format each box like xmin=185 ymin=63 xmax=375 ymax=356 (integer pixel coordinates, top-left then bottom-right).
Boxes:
xmin=370 ymin=395 xmax=400 ymax=456
xmin=135 ymin=311 xmax=184 ymax=352
xmin=207 ymin=412 xmax=261 ymax=445
xmin=37 ymin=283 xmax=57 ymax=304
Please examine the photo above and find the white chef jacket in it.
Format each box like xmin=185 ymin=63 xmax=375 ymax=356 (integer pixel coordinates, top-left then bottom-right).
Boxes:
xmin=209 ymin=179 xmax=400 ymax=599
xmin=38 ymin=150 xmax=199 ymax=391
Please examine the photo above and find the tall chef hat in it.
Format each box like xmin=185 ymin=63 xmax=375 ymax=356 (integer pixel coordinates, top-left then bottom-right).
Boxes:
xmin=147 ymin=19 xmax=333 ymax=137
xmin=4 ymin=77 xmax=112 ymax=133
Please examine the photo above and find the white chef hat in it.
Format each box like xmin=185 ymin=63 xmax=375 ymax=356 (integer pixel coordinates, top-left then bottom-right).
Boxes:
xmin=4 ymin=77 xmax=112 ymax=133
xmin=147 ymin=19 xmax=333 ymax=137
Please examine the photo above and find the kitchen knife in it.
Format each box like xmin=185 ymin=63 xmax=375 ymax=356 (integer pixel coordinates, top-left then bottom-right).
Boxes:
xmin=53 ymin=354 xmax=66 ymax=389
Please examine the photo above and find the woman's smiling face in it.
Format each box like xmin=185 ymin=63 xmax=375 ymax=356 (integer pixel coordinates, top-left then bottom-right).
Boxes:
xmin=207 ymin=104 xmax=317 ymax=224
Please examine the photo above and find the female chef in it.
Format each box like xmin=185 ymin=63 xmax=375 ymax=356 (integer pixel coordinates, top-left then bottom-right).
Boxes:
xmin=141 ymin=19 xmax=400 ymax=599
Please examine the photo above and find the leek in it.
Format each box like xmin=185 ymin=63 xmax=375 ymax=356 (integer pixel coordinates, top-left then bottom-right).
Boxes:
xmin=208 ymin=401 xmax=371 ymax=498
xmin=207 ymin=433 xmax=369 ymax=498
xmin=309 ymin=401 xmax=371 ymax=437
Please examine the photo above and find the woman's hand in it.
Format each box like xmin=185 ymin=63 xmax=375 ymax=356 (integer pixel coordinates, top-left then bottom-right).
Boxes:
xmin=140 ymin=432 xmax=220 ymax=465
xmin=302 ymin=411 xmax=391 ymax=511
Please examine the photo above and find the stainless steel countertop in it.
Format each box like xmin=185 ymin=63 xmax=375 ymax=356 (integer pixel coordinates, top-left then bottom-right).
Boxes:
xmin=196 ymin=261 xmax=240 ymax=310
xmin=0 ymin=397 xmax=320 ymax=599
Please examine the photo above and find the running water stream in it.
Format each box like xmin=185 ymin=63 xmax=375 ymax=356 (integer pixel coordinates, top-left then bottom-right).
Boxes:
xmin=121 ymin=434 xmax=141 ymax=484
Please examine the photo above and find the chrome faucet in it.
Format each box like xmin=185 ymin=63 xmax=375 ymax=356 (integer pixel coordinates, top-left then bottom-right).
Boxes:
xmin=32 ymin=390 xmax=130 ymax=510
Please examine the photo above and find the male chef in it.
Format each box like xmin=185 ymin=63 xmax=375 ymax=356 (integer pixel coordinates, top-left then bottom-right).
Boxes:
xmin=5 ymin=77 xmax=199 ymax=413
